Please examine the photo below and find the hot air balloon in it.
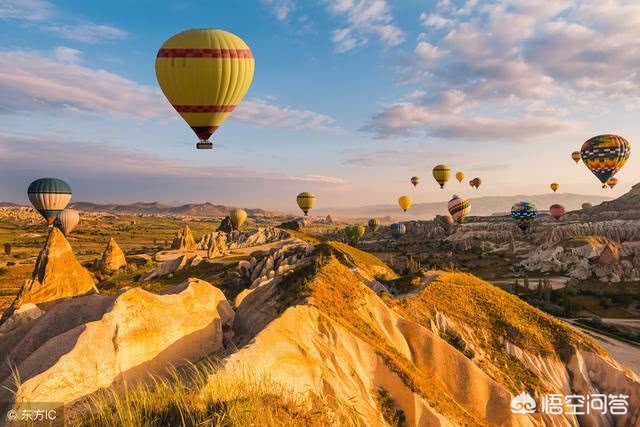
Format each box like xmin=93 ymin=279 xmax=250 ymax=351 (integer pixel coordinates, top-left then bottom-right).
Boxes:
xmin=447 ymin=195 xmax=471 ymax=224
xmin=27 ymin=178 xmax=72 ymax=225
xmin=55 ymin=209 xmax=80 ymax=235
xmin=580 ymin=134 xmax=630 ymax=188
xmin=398 ymin=195 xmax=412 ymax=212
xmin=468 ymin=180 xmax=475 ymax=188
xmin=455 ymin=171 xmax=464 ymax=183
xmin=511 ymin=202 xmax=537 ymax=232
xmin=471 ymin=177 xmax=482 ymax=189
xmin=368 ymin=218 xmax=380 ymax=233
xmin=550 ymin=182 xmax=559 ymax=193
xmin=390 ymin=223 xmax=406 ymax=239
xmin=230 ymin=208 xmax=247 ymax=229
xmin=607 ymin=177 xmax=618 ymax=189
xmin=296 ymin=192 xmax=316 ymax=216
xmin=582 ymin=202 xmax=593 ymax=210
xmin=355 ymin=225 xmax=366 ymax=241
xmin=432 ymin=165 xmax=452 ymax=189
xmin=549 ymin=204 xmax=565 ymax=220
xmin=155 ymin=29 xmax=255 ymax=149
xmin=571 ymin=151 xmax=581 ymax=164
xmin=410 ymin=176 xmax=420 ymax=187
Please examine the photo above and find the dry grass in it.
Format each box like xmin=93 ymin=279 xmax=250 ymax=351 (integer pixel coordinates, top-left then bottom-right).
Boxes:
xmin=69 ymin=362 xmax=359 ymax=427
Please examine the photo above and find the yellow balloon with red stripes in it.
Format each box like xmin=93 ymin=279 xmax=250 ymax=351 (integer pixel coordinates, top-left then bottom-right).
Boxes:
xmin=155 ymin=29 xmax=255 ymax=149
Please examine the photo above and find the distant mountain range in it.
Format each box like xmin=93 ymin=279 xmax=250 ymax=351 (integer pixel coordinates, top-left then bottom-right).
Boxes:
xmin=314 ymin=193 xmax=613 ymax=219
xmin=67 ymin=202 xmax=283 ymax=217
xmin=587 ymin=183 xmax=640 ymax=214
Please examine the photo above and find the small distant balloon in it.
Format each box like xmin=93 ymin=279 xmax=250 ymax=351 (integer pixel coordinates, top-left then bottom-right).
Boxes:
xmin=549 ymin=204 xmax=565 ymax=220
xmin=447 ymin=195 xmax=471 ymax=224
xmin=511 ymin=202 xmax=537 ymax=232
xmin=55 ymin=209 xmax=80 ymax=235
xmin=432 ymin=165 xmax=452 ymax=189
xmin=455 ymin=171 xmax=464 ymax=183
xmin=398 ymin=195 xmax=412 ymax=212
xmin=230 ymin=208 xmax=247 ymax=229
xmin=582 ymin=202 xmax=593 ymax=210
xmin=390 ymin=223 xmax=406 ymax=239
xmin=571 ymin=151 xmax=581 ymax=164
xmin=607 ymin=177 xmax=618 ymax=189
xmin=28 ymin=178 xmax=72 ymax=225
xmin=470 ymin=177 xmax=482 ymax=189
xmin=368 ymin=218 xmax=380 ymax=233
xmin=296 ymin=192 xmax=316 ymax=216
xmin=550 ymin=182 xmax=559 ymax=193
xmin=410 ymin=176 xmax=420 ymax=187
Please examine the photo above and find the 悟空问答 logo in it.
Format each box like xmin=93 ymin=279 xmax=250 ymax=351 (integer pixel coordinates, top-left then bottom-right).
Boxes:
xmin=511 ymin=391 xmax=537 ymax=414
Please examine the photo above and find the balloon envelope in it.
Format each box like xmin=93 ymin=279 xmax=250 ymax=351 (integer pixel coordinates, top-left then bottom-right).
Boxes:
xmin=27 ymin=178 xmax=72 ymax=225
xmin=56 ymin=209 xmax=80 ymax=235
xmin=368 ymin=218 xmax=380 ymax=232
xmin=550 ymin=182 xmax=559 ymax=192
xmin=296 ymin=192 xmax=316 ymax=216
xmin=398 ymin=195 xmax=412 ymax=212
xmin=511 ymin=202 xmax=537 ymax=232
xmin=155 ymin=29 xmax=255 ymax=146
xmin=390 ymin=223 xmax=406 ymax=239
xmin=471 ymin=177 xmax=482 ymax=189
xmin=447 ymin=195 xmax=471 ymax=223
xmin=607 ymin=177 xmax=618 ymax=189
xmin=230 ymin=208 xmax=247 ymax=228
xmin=549 ymin=204 xmax=565 ymax=220
xmin=571 ymin=151 xmax=581 ymax=164
xmin=580 ymin=134 xmax=630 ymax=187
xmin=455 ymin=171 xmax=464 ymax=183
xmin=432 ymin=165 xmax=452 ymax=189
xmin=582 ymin=202 xmax=593 ymax=210
xmin=410 ymin=176 xmax=420 ymax=187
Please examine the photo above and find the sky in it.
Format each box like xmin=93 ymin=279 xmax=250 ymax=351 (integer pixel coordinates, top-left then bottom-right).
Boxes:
xmin=0 ymin=0 xmax=639 ymax=210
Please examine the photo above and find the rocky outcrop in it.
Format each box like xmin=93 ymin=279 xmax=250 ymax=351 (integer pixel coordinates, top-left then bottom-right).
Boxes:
xmin=0 ymin=278 xmax=233 ymax=406
xmin=278 ymin=219 xmax=302 ymax=231
xmin=0 ymin=207 xmax=42 ymax=224
xmin=196 ymin=232 xmax=228 ymax=259
xmin=99 ymin=237 xmax=127 ymax=272
xmin=217 ymin=216 xmax=233 ymax=233
xmin=143 ymin=253 xmax=203 ymax=280
xmin=171 ymin=224 xmax=197 ymax=251
xmin=537 ymin=221 xmax=640 ymax=245
xmin=7 ymin=228 xmax=97 ymax=311
xmin=198 ymin=227 xmax=291 ymax=255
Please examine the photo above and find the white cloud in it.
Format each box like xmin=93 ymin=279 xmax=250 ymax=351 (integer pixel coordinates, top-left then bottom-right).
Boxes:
xmin=367 ymin=0 xmax=640 ymax=139
xmin=52 ymin=46 xmax=81 ymax=63
xmin=326 ymin=0 xmax=404 ymax=52
xmin=0 ymin=0 xmax=52 ymax=21
xmin=44 ymin=23 xmax=127 ymax=43
xmin=262 ymin=0 xmax=295 ymax=21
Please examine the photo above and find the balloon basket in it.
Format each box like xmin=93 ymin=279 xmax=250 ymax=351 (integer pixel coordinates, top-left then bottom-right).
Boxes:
xmin=196 ymin=142 xmax=213 ymax=149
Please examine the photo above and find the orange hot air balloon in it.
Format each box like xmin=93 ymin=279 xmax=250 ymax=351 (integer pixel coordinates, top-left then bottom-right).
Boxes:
xmin=550 ymin=182 xmax=559 ymax=192
xmin=156 ymin=29 xmax=255 ymax=149
xmin=455 ymin=171 xmax=464 ymax=183
xmin=607 ymin=177 xmax=618 ymax=189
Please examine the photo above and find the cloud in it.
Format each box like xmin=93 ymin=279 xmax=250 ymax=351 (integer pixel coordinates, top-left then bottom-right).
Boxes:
xmin=286 ymin=175 xmax=347 ymax=184
xmin=262 ymin=0 xmax=295 ymax=21
xmin=0 ymin=0 xmax=52 ymax=21
xmin=366 ymin=0 xmax=640 ymax=139
xmin=326 ymin=0 xmax=404 ymax=52
xmin=1 ymin=0 xmax=127 ymax=43
xmin=0 ymin=48 xmax=341 ymax=134
xmin=234 ymin=98 xmax=343 ymax=134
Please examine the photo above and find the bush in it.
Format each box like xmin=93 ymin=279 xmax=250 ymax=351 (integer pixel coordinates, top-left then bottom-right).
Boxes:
xmin=3 ymin=243 xmax=12 ymax=256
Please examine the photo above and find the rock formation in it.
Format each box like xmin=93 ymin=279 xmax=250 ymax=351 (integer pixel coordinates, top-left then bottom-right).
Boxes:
xmin=171 ymin=224 xmax=197 ymax=251
xmin=278 ymin=219 xmax=302 ymax=231
xmin=142 ymin=253 xmax=203 ymax=280
xmin=99 ymin=237 xmax=127 ymax=272
xmin=217 ymin=216 xmax=234 ymax=233
xmin=0 ymin=278 xmax=233 ymax=406
xmin=7 ymin=228 xmax=97 ymax=311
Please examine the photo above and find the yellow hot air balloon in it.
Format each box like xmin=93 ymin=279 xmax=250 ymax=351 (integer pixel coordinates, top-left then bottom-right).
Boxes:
xmin=230 ymin=208 xmax=247 ymax=229
xmin=550 ymin=182 xmax=559 ymax=192
xmin=455 ymin=171 xmax=464 ymax=183
xmin=398 ymin=195 xmax=412 ymax=212
xmin=432 ymin=165 xmax=452 ymax=189
xmin=571 ymin=151 xmax=581 ymax=164
xmin=155 ymin=29 xmax=255 ymax=149
xmin=296 ymin=192 xmax=316 ymax=216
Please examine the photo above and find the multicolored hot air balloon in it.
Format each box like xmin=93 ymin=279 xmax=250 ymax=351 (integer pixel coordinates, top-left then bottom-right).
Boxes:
xmin=571 ymin=151 xmax=581 ymax=164
xmin=368 ymin=218 xmax=380 ymax=233
xmin=447 ymin=195 xmax=471 ymax=224
xmin=455 ymin=171 xmax=464 ymax=183
xmin=470 ymin=177 xmax=482 ymax=189
xmin=432 ymin=165 xmax=452 ymax=189
xmin=28 ymin=178 xmax=72 ymax=225
xmin=607 ymin=177 xmax=618 ymax=189
xmin=580 ymin=134 xmax=630 ymax=188
xmin=390 ymin=223 xmax=406 ymax=239
xmin=155 ymin=29 xmax=255 ymax=149
xmin=550 ymin=182 xmax=559 ymax=193
xmin=410 ymin=176 xmax=420 ymax=187
xmin=296 ymin=192 xmax=316 ymax=216
xmin=511 ymin=202 xmax=537 ymax=232
xmin=549 ymin=204 xmax=565 ymax=220
xmin=55 ymin=209 xmax=80 ymax=235
xmin=398 ymin=195 xmax=412 ymax=212
xmin=230 ymin=208 xmax=247 ymax=229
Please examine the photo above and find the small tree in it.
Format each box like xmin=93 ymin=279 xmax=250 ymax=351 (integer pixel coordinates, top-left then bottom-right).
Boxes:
xmin=523 ymin=275 xmax=530 ymax=290
xmin=3 ymin=243 xmax=11 ymax=256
